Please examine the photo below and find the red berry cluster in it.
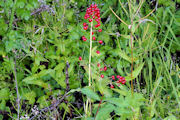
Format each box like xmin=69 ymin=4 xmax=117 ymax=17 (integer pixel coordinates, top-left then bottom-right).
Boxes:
xmin=84 ymin=4 xmax=101 ymax=27
xmin=81 ymin=4 xmax=103 ymax=45
xmin=110 ymin=75 xmax=126 ymax=88
xmin=79 ymin=4 xmax=103 ymax=61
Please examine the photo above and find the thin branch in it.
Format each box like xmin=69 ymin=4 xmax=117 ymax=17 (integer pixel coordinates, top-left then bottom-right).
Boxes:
xmin=13 ymin=58 xmax=20 ymax=120
xmin=28 ymin=92 xmax=70 ymax=120
xmin=65 ymin=61 xmax=70 ymax=92
xmin=94 ymin=94 xmax=104 ymax=120
xmin=109 ymin=7 xmax=129 ymax=26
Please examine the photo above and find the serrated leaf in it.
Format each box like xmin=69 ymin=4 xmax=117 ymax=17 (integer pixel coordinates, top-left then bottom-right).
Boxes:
xmin=24 ymin=91 xmax=36 ymax=104
xmin=37 ymin=69 xmax=54 ymax=77
xmin=0 ymin=88 xmax=10 ymax=100
xmin=125 ymin=63 xmax=144 ymax=81
xmin=95 ymin=103 xmax=115 ymax=120
xmin=81 ymin=87 xmax=100 ymax=101
xmin=23 ymin=78 xmax=49 ymax=89
xmin=119 ymin=51 xmax=132 ymax=63
xmin=103 ymin=97 xmax=128 ymax=107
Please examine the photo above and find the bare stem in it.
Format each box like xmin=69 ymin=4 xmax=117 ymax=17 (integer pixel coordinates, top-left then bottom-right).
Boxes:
xmin=130 ymin=29 xmax=134 ymax=96
xmin=14 ymin=58 xmax=20 ymax=120
xmin=128 ymin=0 xmax=134 ymax=96
xmin=94 ymin=94 xmax=104 ymax=120
xmin=85 ymin=21 xmax=93 ymax=117
xmin=89 ymin=21 xmax=93 ymax=87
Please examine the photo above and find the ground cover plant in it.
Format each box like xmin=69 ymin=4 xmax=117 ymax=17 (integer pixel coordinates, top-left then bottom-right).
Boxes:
xmin=0 ymin=0 xmax=180 ymax=120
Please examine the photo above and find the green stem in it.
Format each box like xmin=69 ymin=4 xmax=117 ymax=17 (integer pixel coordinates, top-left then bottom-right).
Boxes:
xmin=89 ymin=21 xmax=93 ymax=87
xmin=8 ymin=0 xmax=17 ymax=31
xmin=85 ymin=21 xmax=93 ymax=117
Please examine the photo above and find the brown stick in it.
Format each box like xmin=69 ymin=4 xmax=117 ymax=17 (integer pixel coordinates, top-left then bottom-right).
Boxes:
xmin=94 ymin=94 xmax=104 ymax=120
xmin=14 ymin=58 xmax=20 ymax=120
xmin=28 ymin=92 xmax=70 ymax=120
xmin=65 ymin=61 xmax=70 ymax=92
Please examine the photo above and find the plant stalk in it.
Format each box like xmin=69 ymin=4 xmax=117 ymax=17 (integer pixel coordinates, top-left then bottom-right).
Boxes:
xmin=8 ymin=0 xmax=17 ymax=31
xmin=85 ymin=21 xmax=93 ymax=117
xmin=13 ymin=58 xmax=20 ymax=120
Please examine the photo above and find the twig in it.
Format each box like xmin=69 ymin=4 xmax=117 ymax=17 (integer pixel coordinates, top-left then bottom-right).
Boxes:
xmin=28 ymin=92 xmax=70 ymax=120
xmin=0 ymin=110 xmax=9 ymax=115
xmin=13 ymin=58 xmax=20 ymax=120
xmin=109 ymin=7 xmax=129 ymax=26
xmin=94 ymin=94 xmax=104 ymax=120
xmin=65 ymin=61 xmax=70 ymax=92
xmin=6 ymin=5 xmax=51 ymax=24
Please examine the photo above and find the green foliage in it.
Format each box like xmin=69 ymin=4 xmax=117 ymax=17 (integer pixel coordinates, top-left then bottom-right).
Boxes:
xmin=0 ymin=0 xmax=179 ymax=119
xmin=81 ymin=87 xmax=100 ymax=101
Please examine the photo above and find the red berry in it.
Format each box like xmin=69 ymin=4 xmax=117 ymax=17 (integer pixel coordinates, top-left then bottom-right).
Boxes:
xmin=121 ymin=80 xmax=126 ymax=85
xmin=100 ymin=68 xmax=103 ymax=71
xmin=92 ymin=32 xmax=94 ymax=35
xmin=96 ymin=51 xmax=100 ymax=54
xmin=119 ymin=76 xmax=123 ymax=79
xmin=89 ymin=19 xmax=92 ymax=22
xmin=98 ymin=29 xmax=102 ymax=32
xmin=101 ymin=74 xmax=104 ymax=78
xmin=97 ymin=63 xmax=100 ymax=67
xmin=95 ymin=19 xmax=99 ymax=22
xmin=99 ymin=40 xmax=103 ymax=44
xmin=93 ymin=36 xmax=96 ymax=40
xmin=95 ymin=25 xmax=98 ymax=28
xmin=92 ymin=16 xmax=95 ymax=19
xmin=104 ymin=66 xmax=107 ymax=71
xmin=117 ymin=75 xmax=121 ymax=78
xmin=110 ymin=84 xmax=114 ymax=88
xmin=83 ymin=26 xmax=88 ymax=30
xmin=79 ymin=56 xmax=82 ymax=61
xmin=94 ymin=4 xmax=97 ymax=8
xmin=112 ymin=75 xmax=115 ymax=80
xmin=83 ymin=23 xmax=87 ymax=26
xmin=117 ymin=80 xmax=121 ymax=83
xmin=83 ymin=37 xmax=87 ymax=41
xmin=82 ymin=36 xmax=85 ymax=39
xmin=84 ymin=16 xmax=87 ymax=19
xmin=118 ymin=78 xmax=123 ymax=83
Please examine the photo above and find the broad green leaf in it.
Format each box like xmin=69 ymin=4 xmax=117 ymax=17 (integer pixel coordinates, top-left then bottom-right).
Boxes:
xmin=0 ymin=100 xmax=6 ymax=110
xmin=24 ymin=91 xmax=36 ymax=104
xmin=95 ymin=103 xmax=115 ymax=120
xmin=0 ymin=88 xmax=10 ymax=100
xmin=23 ymin=78 xmax=49 ymax=89
xmin=125 ymin=62 xmax=144 ymax=81
xmin=37 ymin=95 xmax=50 ymax=108
xmin=118 ymin=51 xmax=132 ymax=63
xmin=164 ymin=115 xmax=177 ymax=120
xmin=103 ymin=97 xmax=128 ymax=107
xmin=81 ymin=87 xmax=100 ymax=101
xmin=55 ymin=74 xmax=66 ymax=88
xmin=112 ymin=88 xmax=128 ymax=96
xmin=37 ymin=69 xmax=54 ymax=77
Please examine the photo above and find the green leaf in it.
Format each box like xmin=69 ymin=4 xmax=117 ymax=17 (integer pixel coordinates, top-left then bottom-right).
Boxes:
xmin=103 ymin=97 xmax=128 ymax=107
xmin=23 ymin=78 xmax=49 ymax=89
xmin=0 ymin=88 xmax=10 ymax=100
xmin=95 ymin=103 xmax=115 ymax=120
xmin=0 ymin=100 xmax=6 ymax=110
xmin=37 ymin=69 xmax=54 ymax=77
xmin=23 ymin=69 xmax=52 ymax=89
xmin=118 ymin=51 xmax=132 ymax=63
xmin=125 ymin=62 xmax=144 ymax=81
xmin=81 ymin=87 xmax=100 ymax=101
xmin=24 ymin=91 xmax=36 ymax=104
xmin=164 ymin=115 xmax=177 ymax=120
